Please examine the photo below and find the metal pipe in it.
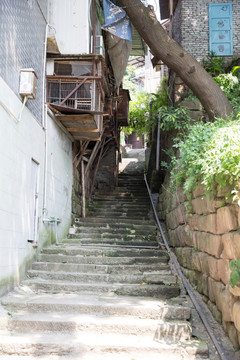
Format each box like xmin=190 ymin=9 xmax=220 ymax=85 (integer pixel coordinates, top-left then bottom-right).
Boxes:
xmin=144 ymin=173 xmax=229 ymax=360
xmin=156 ymin=116 xmax=160 ymax=171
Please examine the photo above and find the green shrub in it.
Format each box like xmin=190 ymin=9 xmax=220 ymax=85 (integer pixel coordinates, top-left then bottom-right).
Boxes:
xmin=170 ymin=118 xmax=240 ymax=197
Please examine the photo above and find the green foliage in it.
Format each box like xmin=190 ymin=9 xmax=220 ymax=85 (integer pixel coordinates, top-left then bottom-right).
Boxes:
xmin=201 ymin=52 xmax=225 ymax=77
xmin=170 ymin=118 xmax=240 ymax=195
xmin=229 ymin=259 xmax=240 ymax=288
xmin=122 ymin=81 xmax=168 ymax=136
xmin=159 ymin=106 xmax=193 ymax=133
xmin=122 ymin=91 xmax=152 ymax=136
xmin=123 ymin=64 xmax=139 ymax=96
xmin=215 ymin=66 xmax=240 ymax=115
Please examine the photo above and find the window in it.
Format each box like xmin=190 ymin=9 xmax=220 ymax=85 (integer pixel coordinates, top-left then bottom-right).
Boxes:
xmin=209 ymin=3 xmax=233 ymax=56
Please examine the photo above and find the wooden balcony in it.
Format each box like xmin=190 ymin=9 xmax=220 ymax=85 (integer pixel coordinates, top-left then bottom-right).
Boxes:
xmin=47 ymin=57 xmax=108 ymax=141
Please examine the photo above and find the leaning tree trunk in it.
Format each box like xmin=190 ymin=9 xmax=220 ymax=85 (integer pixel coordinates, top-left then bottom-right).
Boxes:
xmin=120 ymin=0 xmax=233 ymax=120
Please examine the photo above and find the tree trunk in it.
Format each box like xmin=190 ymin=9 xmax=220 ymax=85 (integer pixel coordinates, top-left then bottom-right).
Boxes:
xmin=120 ymin=0 xmax=233 ymax=120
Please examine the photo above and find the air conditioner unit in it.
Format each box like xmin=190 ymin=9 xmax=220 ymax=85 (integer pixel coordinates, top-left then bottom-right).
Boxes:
xmin=91 ymin=35 xmax=105 ymax=57
xmin=19 ymin=68 xmax=38 ymax=99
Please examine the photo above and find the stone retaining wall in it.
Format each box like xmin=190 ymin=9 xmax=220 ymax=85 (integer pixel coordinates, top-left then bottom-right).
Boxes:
xmin=159 ymin=183 xmax=240 ymax=348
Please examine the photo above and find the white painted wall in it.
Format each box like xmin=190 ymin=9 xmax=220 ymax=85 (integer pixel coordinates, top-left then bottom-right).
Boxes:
xmin=48 ymin=0 xmax=91 ymax=55
xmin=0 ymin=76 xmax=72 ymax=295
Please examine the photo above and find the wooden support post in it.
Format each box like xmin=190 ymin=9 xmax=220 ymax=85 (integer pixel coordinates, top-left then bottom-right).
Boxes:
xmin=85 ymin=141 xmax=101 ymax=176
xmin=81 ymin=159 xmax=86 ymax=218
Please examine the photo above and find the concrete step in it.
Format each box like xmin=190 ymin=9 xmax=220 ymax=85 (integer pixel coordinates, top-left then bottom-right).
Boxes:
xmin=2 ymin=292 xmax=191 ymax=320
xmin=32 ymin=262 xmax=170 ymax=274
xmin=0 ymin=331 xmax=209 ymax=358
xmin=3 ymin=312 xmax=192 ymax=341
xmin=23 ymin=279 xmax=180 ymax=298
xmin=38 ymin=253 xmax=167 ymax=265
xmin=40 ymin=245 xmax=169 ymax=259
xmin=27 ymin=269 xmax=177 ymax=286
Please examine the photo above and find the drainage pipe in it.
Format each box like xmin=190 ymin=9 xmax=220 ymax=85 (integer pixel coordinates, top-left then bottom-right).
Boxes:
xmin=144 ymin=173 xmax=228 ymax=360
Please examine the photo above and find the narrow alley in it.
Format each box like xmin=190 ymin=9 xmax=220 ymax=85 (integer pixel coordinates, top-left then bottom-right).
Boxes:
xmin=0 ymin=150 xmax=211 ymax=360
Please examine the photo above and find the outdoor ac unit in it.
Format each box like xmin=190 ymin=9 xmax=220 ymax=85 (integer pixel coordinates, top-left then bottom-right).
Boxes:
xmin=91 ymin=35 xmax=105 ymax=57
xmin=19 ymin=68 xmax=38 ymax=99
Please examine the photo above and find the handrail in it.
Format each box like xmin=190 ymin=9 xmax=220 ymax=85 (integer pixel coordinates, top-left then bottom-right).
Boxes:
xmin=144 ymin=173 xmax=228 ymax=360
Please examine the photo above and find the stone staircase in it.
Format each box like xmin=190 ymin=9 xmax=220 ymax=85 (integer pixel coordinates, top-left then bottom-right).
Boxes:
xmin=0 ymin=172 xmax=209 ymax=359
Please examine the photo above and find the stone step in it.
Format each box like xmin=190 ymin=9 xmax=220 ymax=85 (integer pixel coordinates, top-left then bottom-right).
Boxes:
xmin=69 ymin=227 xmax=156 ymax=236
xmin=2 ymin=293 xmax=190 ymax=321
xmin=23 ymin=279 xmax=180 ymax=298
xmin=2 ymin=312 xmax=192 ymax=341
xmin=76 ymin=217 xmax=155 ymax=226
xmin=0 ymin=331 xmax=209 ymax=359
xmin=87 ymin=209 xmax=151 ymax=216
xmin=63 ymin=238 xmax=158 ymax=247
xmin=86 ymin=213 xmax=152 ymax=221
xmin=27 ymin=269 xmax=177 ymax=286
xmin=31 ymin=262 xmax=170 ymax=274
xmin=38 ymin=254 xmax=167 ymax=265
xmin=40 ymin=246 xmax=169 ymax=259
xmin=74 ymin=223 xmax=156 ymax=232
xmin=89 ymin=200 xmax=150 ymax=207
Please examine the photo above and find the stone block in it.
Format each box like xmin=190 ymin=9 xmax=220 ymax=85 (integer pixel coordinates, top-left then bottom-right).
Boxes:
xmin=168 ymin=228 xmax=179 ymax=247
xmin=175 ymin=186 xmax=186 ymax=204
xmin=191 ymin=195 xmax=216 ymax=215
xmin=217 ymin=185 xmax=233 ymax=198
xmin=229 ymin=285 xmax=240 ymax=297
xmin=176 ymin=224 xmax=193 ymax=247
xmin=217 ymin=259 xmax=230 ymax=285
xmin=233 ymin=302 xmax=240 ymax=332
xmin=216 ymin=206 xmax=238 ymax=234
xmin=225 ymin=322 xmax=239 ymax=348
xmin=193 ymin=231 xmax=222 ymax=258
xmin=207 ymin=256 xmax=220 ymax=281
xmin=180 ymin=99 xmax=202 ymax=111
xmin=208 ymin=277 xmax=224 ymax=304
xmin=202 ymin=274 xmax=209 ymax=297
xmin=198 ymin=252 xmax=210 ymax=275
xmin=222 ymin=232 xmax=240 ymax=260
xmin=192 ymin=252 xmax=202 ymax=272
xmin=177 ymin=247 xmax=193 ymax=269
xmin=215 ymin=287 xmax=236 ymax=322
xmin=187 ymin=213 xmax=217 ymax=234
xmin=188 ymin=110 xmax=203 ymax=121
xmin=207 ymin=300 xmax=222 ymax=324
xmin=166 ymin=204 xmax=186 ymax=230
xmin=192 ymin=184 xmax=205 ymax=198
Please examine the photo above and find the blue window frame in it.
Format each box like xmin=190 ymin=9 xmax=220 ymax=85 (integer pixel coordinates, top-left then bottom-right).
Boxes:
xmin=209 ymin=3 xmax=233 ymax=56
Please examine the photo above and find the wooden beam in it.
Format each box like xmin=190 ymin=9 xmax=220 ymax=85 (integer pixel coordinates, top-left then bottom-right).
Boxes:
xmin=85 ymin=141 xmax=101 ymax=175
xmin=67 ymin=128 xmax=99 ymax=133
xmin=57 ymin=114 xmax=94 ymax=121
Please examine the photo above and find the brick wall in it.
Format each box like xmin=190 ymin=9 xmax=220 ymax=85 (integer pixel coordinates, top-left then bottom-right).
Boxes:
xmin=159 ymin=183 xmax=240 ymax=348
xmin=0 ymin=0 xmax=47 ymax=123
xmin=175 ymin=0 xmax=240 ymax=63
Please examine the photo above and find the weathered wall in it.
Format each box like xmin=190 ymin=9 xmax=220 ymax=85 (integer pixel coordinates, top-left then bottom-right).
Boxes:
xmin=48 ymin=0 xmax=91 ymax=55
xmin=180 ymin=0 xmax=240 ymax=63
xmin=0 ymin=0 xmax=47 ymax=124
xmin=159 ymin=183 xmax=240 ymax=348
xmin=0 ymin=75 xmax=73 ymax=296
